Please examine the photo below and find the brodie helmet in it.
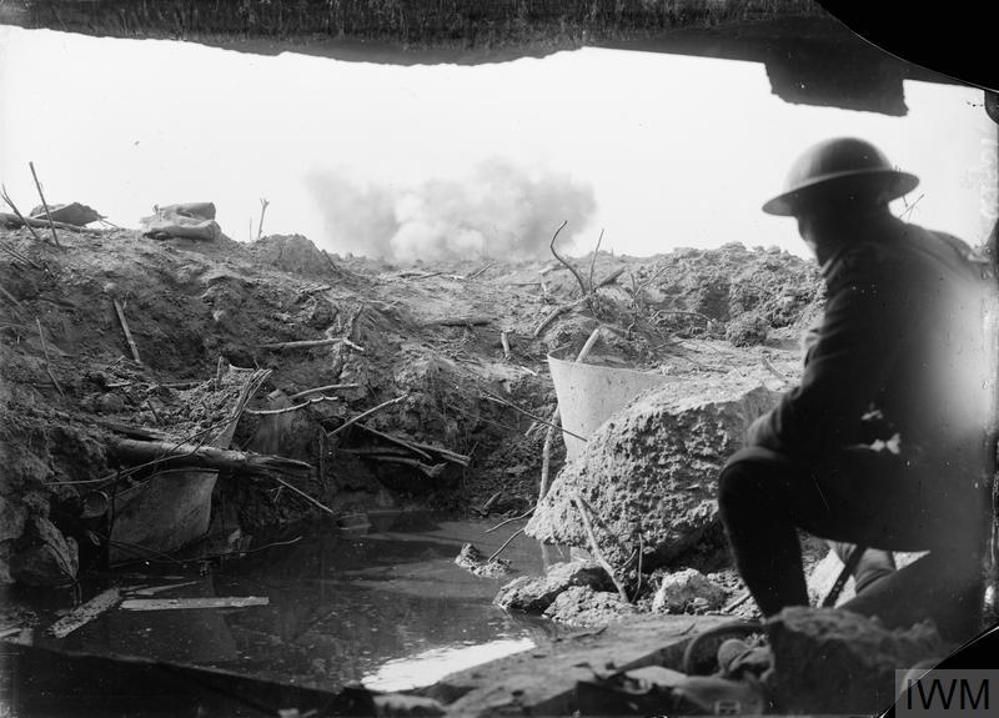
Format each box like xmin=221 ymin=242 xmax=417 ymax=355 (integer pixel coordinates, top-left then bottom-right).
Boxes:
xmin=762 ymin=137 xmax=919 ymax=216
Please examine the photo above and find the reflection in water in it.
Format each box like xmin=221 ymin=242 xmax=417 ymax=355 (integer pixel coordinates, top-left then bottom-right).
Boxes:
xmin=363 ymin=637 xmax=535 ymax=692
xmin=37 ymin=514 xmax=557 ymax=693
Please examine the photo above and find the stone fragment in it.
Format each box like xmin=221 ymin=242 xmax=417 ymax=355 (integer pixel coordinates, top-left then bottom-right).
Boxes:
xmin=543 ymin=586 xmax=636 ymax=627
xmin=651 ymin=568 xmax=727 ymax=614
xmin=494 ymin=561 xmax=609 ymax=613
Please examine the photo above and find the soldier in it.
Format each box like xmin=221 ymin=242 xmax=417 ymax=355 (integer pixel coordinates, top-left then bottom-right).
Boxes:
xmin=718 ymin=137 xmax=995 ymax=641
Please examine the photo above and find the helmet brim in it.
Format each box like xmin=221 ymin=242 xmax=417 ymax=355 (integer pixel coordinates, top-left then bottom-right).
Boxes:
xmin=762 ymin=169 xmax=920 ymax=216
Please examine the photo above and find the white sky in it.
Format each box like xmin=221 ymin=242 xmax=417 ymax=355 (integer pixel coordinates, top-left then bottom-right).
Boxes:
xmin=0 ymin=25 xmax=995 ymax=260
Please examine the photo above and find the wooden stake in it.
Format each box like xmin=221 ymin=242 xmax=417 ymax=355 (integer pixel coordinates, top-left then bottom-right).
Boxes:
xmin=0 ymin=185 xmax=45 ymax=244
xmin=256 ymin=198 xmax=269 ymax=241
xmin=28 ymin=162 xmax=62 ymax=248
xmin=487 ymin=528 xmax=524 ymax=563
xmin=113 ymin=299 xmax=142 ymax=364
xmin=572 ymin=493 xmax=630 ymax=604
xmin=326 ymin=396 xmax=407 ymax=439
xmin=538 ymin=408 xmax=560 ymax=502
xmin=267 ymin=474 xmax=336 ymax=516
xmin=0 ymin=283 xmax=23 ymax=312
xmin=36 ymin=317 xmax=65 ymax=397
xmin=485 ymin=508 xmax=534 ymax=534
xmin=501 ymin=330 xmax=511 ymax=359
xmin=587 ymin=228 xmax=605 ymax=292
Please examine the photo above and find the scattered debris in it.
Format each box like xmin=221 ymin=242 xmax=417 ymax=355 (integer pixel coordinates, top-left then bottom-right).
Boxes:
xmin=454 ymin=543 xmax=516 ymax=579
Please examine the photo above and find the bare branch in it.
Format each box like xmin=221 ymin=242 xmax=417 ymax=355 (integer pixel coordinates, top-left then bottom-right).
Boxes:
xmin=548 ymin=220 xmax=590 ymax=298
xmin=587 ymin=228 xmax=605 ymax=293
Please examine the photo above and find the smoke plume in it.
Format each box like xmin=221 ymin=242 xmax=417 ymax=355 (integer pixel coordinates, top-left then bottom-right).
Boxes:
xmin=306 ymin=160 xmax=597 ymax=263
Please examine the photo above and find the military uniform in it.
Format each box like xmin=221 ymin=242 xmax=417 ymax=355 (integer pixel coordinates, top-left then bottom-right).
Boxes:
xmin=718 ymin=213 xmax=994 ymax=616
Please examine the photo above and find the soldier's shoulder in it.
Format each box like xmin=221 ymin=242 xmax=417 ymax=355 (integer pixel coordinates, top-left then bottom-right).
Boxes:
xmin=828 ymin=240 xmax=891 ymax=284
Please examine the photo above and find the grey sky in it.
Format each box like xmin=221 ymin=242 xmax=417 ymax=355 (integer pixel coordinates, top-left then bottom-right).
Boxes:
xmin=1 ymin=26 xmax=993 ymax=261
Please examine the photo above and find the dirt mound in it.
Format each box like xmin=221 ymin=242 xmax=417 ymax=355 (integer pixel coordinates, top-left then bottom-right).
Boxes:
xmin=0 ymin=221 xmax=818 ymax=585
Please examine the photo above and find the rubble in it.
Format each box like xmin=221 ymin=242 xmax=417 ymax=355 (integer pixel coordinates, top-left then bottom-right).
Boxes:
xmin=651 ymin=568 xmax=728 ymax=614
xmin=765 ymin=606 xmax=950 ymax=714
xmin=526 ymin=380 xmax=780 ymax=569
xmin=494 ymin=560 xmax=610 ymax=613
xmin=542 ymin=585 xmax=637 ymax=626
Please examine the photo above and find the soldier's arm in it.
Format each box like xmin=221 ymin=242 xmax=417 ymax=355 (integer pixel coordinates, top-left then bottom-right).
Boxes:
xmin=746 ymin=247 xmax=901 ymax=461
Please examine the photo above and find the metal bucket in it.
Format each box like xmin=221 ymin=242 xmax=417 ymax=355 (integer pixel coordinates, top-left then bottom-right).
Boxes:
xmin=547 ymin=353 xmax=672 ymax=461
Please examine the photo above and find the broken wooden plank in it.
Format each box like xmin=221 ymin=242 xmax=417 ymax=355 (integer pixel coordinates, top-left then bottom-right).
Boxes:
xmin=46 ymin=588 xmax=121 ymax=639
xmin=119 ymin=596 xmax=269 ymax=611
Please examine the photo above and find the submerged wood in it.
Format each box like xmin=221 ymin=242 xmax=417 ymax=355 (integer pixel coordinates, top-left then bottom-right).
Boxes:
xmin=108 ymin=437 xmax=311 ymax=478
xmin=46 ymin=588 xmax=121 ymax=639
xmin=120 ymin=596 xmax=269 ymax=611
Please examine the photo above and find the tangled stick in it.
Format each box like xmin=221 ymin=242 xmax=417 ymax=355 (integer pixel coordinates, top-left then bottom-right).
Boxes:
xmin=548 ymin=220 xmax=590 ymax=300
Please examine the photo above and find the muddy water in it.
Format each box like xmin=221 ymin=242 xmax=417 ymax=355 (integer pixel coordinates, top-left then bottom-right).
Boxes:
xmin=33 ymin=513 xmax=567 ymax=694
